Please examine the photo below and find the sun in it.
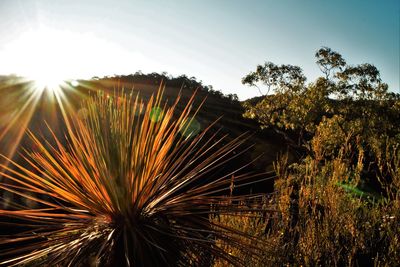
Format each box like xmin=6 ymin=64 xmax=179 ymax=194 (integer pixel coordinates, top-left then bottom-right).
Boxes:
xmin=32 ymin=75 xmax=64 ymax=92
xmin=0 ymin=26 xmax=148 ymax=90
xmin=14 ymin=28 xmax=73 ymax=94
xmin=28 ymin=68 xmax=66 ymax=95
xmin=0 ymin=27 xmax=84 ymax=92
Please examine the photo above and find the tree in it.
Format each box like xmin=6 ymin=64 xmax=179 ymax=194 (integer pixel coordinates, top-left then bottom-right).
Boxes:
xmin=242 ymin=47 xmax=400 ymax=158
xmin=235 ymin=48 xmax=400 ymax=267
xmin=241 ymin=62 xmax=306 ymax=95
xmin=315 ymin=46 xmax=346 ymax=79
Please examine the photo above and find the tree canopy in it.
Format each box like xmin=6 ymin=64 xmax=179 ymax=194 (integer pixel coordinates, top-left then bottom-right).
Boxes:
xmin=242 ymin=47 xmax=400 ymax=193
xmin=242 ymin=47 xmax=399 ymax=147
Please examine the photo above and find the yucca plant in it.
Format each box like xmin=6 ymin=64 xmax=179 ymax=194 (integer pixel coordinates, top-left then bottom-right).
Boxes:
xmin=0 ymin=87 xmax=270 ymax=266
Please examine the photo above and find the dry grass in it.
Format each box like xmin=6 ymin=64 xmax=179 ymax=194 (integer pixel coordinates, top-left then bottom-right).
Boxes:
xmin=212 ymin=134 xmax=400 ymax=266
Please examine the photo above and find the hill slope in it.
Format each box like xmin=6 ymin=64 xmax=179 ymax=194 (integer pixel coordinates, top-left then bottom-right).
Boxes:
xmin=0 ymin=74 xmax=287 ymax=193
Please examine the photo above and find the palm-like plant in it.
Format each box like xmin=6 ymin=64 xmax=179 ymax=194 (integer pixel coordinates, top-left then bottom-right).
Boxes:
xmin=0 ymin=87 xmax=269 ymax=266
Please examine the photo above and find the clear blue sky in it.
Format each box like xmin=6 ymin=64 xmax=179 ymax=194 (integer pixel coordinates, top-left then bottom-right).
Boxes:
xmin=0 ymin=0 xmax=398 ymax=99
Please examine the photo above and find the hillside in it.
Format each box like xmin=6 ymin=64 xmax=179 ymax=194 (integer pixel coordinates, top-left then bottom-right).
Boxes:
xmin=0 ymin=74 xmax=286 ymax=193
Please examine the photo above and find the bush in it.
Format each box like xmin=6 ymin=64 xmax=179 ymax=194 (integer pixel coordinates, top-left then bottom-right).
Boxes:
xmin=0 ymin=88 xmax=270 ymax=266
xmin=212 ymin=135 xmax=400 ymax=266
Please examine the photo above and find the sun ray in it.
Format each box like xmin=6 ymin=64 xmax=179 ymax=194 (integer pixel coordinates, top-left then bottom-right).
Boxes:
xmin=0 ymin=78 xmax=89 ymax=175
xmin=0 ymin=82 xmax=46 ymax=172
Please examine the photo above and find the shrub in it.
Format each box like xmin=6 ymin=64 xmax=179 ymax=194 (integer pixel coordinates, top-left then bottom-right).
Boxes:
xmin=212 ymin=135 xmax=400 ymax=266
xmin=0 ymin=88 xmax=269 ymax=266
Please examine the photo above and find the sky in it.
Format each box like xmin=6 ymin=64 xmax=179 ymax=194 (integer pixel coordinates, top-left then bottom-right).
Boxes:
xmin=0 ymin=0 xmax=398 ymax=100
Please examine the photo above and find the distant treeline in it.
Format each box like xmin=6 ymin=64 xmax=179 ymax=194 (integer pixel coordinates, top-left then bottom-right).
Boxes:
xmin=93 ymin=72 xmax=240 ymax=103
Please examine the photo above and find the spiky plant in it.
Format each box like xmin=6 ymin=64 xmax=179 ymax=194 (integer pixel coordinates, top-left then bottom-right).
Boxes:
xmin=0 ymin=87 xmax=269 ymax=266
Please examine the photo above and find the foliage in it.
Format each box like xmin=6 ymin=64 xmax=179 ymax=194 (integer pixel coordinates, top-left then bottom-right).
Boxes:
xmin=212 ymin=134 xmax=400 ymax=266
xmin=242 ymin=47 xmax=400 ymax=192
xmin=0 ymin=87 xmax=269 ymax=266
xmin=242 ymin=47 xmax=400 ymax=151
xmin=100 ymin=72 xmax=240 ymax=103
xmin=213 ymin=47 xmax=400 ymax=265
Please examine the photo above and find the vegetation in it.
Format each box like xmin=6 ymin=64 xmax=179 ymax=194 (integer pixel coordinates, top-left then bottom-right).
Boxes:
xmin=0 ymin=87 xmax=270 ymax=266
xmin=212 ymin=136 xmax=399 ymax=266
xmin=211 ymin=47 xmax=400 ymax=265
xmin=0 ymin=47 xmax=398 ymax=266
xmin=96 ymin=71 xmax=239 ymax=104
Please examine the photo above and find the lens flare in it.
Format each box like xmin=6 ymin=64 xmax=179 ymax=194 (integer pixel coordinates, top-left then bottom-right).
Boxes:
xmin=180 ymin=117 xmax=201 ymax=138
xmin=70 ymin=80 xmax=79 ymax=87
xmin=150 ymin=106 xmax=164 ymax=122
